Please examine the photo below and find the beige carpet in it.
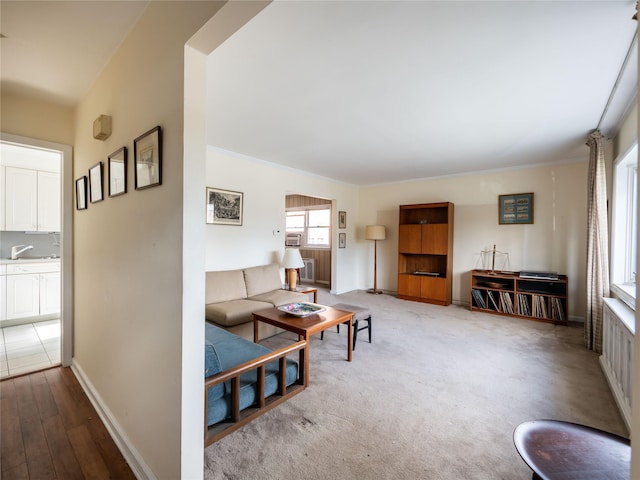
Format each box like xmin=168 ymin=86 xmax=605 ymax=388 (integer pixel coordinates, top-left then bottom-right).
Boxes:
xmin=204 ymin=289 xmax=627 ymax=479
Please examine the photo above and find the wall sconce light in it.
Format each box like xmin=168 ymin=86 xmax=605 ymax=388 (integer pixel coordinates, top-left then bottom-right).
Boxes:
xmin=93 ymin=115 xmax=112 ymax=141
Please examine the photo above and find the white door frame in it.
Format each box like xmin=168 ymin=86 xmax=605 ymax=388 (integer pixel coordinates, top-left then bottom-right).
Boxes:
xmin=1 ymin=132 xmax=73 ymax=366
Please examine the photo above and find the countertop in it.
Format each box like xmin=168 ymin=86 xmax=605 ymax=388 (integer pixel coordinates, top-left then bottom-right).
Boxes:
xmin=1 ymin=257 xmax=60 ymax=265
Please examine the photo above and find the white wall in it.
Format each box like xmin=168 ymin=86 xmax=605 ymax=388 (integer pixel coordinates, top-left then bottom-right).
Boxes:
xmin=0 ymin=93 xmax=75 ymax=146
xmin=629 ymin=33 xmax=639 ymax=480
xmin=206 ymin=146 xmax=589 ymax=319
xmin=614 ymin=100 xmax=637 ymax=158
xmin=358 ymin=160 xmax=589 ymax=320
xmin=72 ymin=3 xmax=227 ymax=479
xmin=206 ymin=148 xmax=360 ymax=294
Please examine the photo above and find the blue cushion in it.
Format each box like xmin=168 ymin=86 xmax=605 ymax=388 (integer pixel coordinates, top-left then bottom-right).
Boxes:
xmin=205 ymin=343 xmax=224 ymax=401
xmin=204 ymin=322 xmax=299 ymax=426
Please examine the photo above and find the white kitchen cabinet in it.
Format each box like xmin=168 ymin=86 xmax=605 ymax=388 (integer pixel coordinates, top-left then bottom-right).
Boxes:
xmin=6 ymin=273 xmax=40 ymax=319
xmin=0 ymin=274 xmax=6 ymax=321
xmin=4 ymin=167 xmax=60 ymax=232
xmin=5 ymin=167 xmax=38 ymax=231
xmin=0 ymin=166 xmax=5 ymax=230
xmin=2 ymin=262 xmax=60 ymax=322
xmin=37 ymin=171 xmax=61 ymax=232
xmin=39 ymin=272 xmax=61 ymax=315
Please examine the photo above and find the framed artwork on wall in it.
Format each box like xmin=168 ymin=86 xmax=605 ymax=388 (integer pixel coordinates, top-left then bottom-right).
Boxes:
xmin=108 ymin=146 xmax=127 ymax=197
xmin=339 ymin=232 xmax=346 ymax=248
xmin=206 ymin=187 xmax=244 ymax=225
xmin=134 ymin=126 xmax=162 ymax=190
xmin=76 ymin=176 xmax=88 ymax=210
xmin=339 ymin=211 xmax=347 ymax=229
xmin=499 ymin=192 xmax=534 ymax=224
xmin=89 ymin=162 xmax=103 ymax=203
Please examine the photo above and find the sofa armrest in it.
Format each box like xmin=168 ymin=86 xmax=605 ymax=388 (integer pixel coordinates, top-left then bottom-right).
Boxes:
xmin=204 ymin=339 xmax=307 ymax=445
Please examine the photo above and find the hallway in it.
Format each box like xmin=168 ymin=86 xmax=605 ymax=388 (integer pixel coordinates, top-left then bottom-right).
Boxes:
xmin=1 ymin=366 xmax=135 ymax=479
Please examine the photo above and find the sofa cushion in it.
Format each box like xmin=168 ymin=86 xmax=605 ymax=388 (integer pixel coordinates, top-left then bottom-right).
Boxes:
xmin=205 ymin=269 xmax=247 ymax=304
xmin=243 ymin=264 xmax=283 ymax=297
xmin=205 ymin=299 xmax=273 ymax=327
xmin=204 ymin=323 xmax=299 ymax=426
xmin=204 ymin=343 xmax=224 ymax=400
xmin=249 ymin=289 xmax=307 ymax=307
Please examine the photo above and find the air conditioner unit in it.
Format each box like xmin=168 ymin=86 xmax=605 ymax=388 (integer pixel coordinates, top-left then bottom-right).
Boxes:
xmin=300 ymin=258 xmax=315 ymax=283
xmin=285 ymin=233 xmax=301 ymax=246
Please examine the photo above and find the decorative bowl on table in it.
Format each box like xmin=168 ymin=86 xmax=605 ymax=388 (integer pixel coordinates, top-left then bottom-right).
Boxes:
xmin=277 ymin=302 xmax=326 ymax=317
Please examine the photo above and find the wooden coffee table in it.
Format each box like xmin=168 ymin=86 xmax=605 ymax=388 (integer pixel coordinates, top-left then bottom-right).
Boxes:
xmin=253 ymin=306 xmax=354 ymax=386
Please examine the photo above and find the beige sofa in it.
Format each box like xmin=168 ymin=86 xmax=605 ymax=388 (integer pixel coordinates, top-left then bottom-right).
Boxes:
xmin=205 ymin=264 xmax=306 ymax=340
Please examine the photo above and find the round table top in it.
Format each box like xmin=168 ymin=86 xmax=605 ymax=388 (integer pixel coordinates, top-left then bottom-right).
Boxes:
xmin=513 ymin=420 xmax=630 ymax=480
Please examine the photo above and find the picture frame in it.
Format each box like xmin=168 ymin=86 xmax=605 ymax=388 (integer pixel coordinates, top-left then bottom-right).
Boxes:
xmin=499 ymin=192 xmax=534 ymax=224
xmin=339 ymin=211 xmax=347 ymax=229
xmin=206 ymin=187 xmax=243 ymax=225
xmin=89 ymin=162 xmax=103 ymax=203
xmin=108 ymin=146 xmax=127 ymax=197
xmin=75 ymin=176 xmax=88 ymax=210
xmin=339 ymin=232 xmax=346 ymax=248
xmin=134 ymin=125 xmax=162 ymax=190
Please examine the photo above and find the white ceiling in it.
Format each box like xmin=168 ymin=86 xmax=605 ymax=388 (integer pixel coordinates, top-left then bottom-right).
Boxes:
xmin=207 ymin=1 xmax=638 ymax=185
xmin=0 ymin=0 xmax=148 ymax=105
xmin=1 ymin=1 xmax=637 ymax=186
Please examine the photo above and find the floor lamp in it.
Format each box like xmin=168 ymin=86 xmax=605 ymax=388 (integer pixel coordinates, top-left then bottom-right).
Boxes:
xmin=366 ymin=225 xmax=386 ymax=294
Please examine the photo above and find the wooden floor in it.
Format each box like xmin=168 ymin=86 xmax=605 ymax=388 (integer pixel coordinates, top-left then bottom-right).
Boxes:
xmin=1 ymin=366 xmax=136 ymax=480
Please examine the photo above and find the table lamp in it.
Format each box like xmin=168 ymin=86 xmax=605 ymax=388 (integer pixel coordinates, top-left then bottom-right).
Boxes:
xmin=365 ymin=225 xmax=386 ymax=294
xmin=282 ymin=248 xmax=305 ymax=290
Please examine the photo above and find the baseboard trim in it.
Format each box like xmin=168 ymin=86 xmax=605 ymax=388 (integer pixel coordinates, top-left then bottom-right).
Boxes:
xmin=71 ymin=361 xmax=157 ymax=480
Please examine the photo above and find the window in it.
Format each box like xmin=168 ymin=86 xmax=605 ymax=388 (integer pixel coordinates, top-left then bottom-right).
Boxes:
xmin=611 ymin=143 xmax=638 ymax=309
xmin=286 ymin=207 xmax=331 ymax=248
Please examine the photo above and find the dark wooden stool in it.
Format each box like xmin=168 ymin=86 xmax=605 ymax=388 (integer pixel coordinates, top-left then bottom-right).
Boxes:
xmin=320 ymin=303 xmax=371 ymax=350
xmin=513 ymin=420 xmax=630 ymax=480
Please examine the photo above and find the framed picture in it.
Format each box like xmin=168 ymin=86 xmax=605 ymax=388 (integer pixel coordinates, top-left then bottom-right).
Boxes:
xmin=499 ymin=192 xmax=534 ymax=224
xmin=134 ymin=125 xmax=162 ymax=190
xmin=76 ymin=176 xmax=88 ymax=210
xmin=339 ymin=211 xmax=347 ymax=229
xmin=339 ymin=232 xmax=346 ymax=248
xmin=206 ymin=187 xmax=243 ymax=225
xmin=108 ymin=146 xmax=127 ymax=197
xmin=89 ymin=162 xmax=103 ymax=203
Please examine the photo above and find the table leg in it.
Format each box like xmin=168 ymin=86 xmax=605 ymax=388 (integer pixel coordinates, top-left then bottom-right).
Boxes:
xmin=347 ymin=314 xmax=353 ymax=362
xmin=253 ymin=317 xmax=259 ymax=343
xmin=313 ymin=291 xmax=318 ymax=303
xmin=304 ymin=333 xmax=310 ymax=386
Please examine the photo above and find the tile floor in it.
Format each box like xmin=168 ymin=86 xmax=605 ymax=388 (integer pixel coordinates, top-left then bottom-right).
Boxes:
xmin=0 ymin=319 xmax=61 ymax=379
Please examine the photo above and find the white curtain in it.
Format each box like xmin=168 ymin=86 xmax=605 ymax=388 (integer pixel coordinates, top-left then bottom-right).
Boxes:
xmin=585 ymin=130 xmax=610 ymax=353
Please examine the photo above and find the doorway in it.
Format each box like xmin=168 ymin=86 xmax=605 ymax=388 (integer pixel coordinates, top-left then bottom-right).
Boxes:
xmin=0 ymin=134 xmax=73 ymax=378
xmin=285 ymin=194 xmax=332 ymax=288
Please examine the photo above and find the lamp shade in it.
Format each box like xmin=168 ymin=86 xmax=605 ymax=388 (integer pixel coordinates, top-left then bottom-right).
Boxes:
xmin=365 ymin=225 xmax=386 ymax=241
xmin=282 ymin=248 xmax=305 ymax=269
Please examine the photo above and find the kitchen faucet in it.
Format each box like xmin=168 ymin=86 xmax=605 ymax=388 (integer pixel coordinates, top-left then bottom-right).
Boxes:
xmin=10 ymin=245 xmax=34 ymax=260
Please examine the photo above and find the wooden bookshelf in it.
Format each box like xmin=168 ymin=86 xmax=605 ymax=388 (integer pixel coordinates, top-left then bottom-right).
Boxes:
xmin=397 ymin=202 xmax=454 ymax=306
xmin=470 ymin=270 xmax=568 ymax=325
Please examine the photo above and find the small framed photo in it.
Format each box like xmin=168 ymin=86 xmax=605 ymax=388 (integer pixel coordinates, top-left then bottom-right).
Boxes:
xmin=76 ymin=176 xmax=88 ymax=210
xmin=499 ymin=192 xmax=534 ymax=224
xmin=206 ymin=187 xmax=243 ymax=226
xmin=108 ymin=146 xmax=127 ymax=197
xmin=339 ymin=232 xmax=346 ymax=248
xmin=339 ymin=211 xmax=347 ymax=229
xmin=89 ymin=162 xmax=103 ymax=203
xmin=134 ymin=125 xmax=162 ymax=190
